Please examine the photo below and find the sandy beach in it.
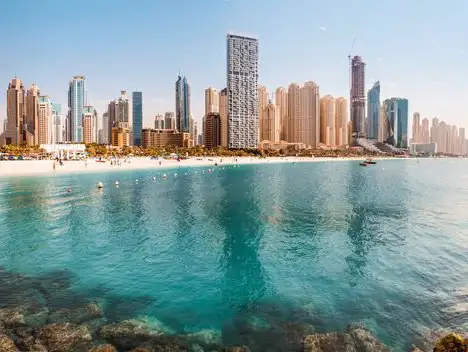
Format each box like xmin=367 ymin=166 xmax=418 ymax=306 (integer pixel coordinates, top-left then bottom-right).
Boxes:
xmin=0 ymin=156 xmax=397 ymax=177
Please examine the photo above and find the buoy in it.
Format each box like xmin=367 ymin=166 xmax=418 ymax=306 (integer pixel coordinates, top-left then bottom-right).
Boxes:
xmin=135 ymin=179 xmax=138 ymax=183
xmin=67 ymin=188 xmax=72 ymax=193
xmin=162 ymin=174 xmax=167 ymax=179
xmin=174 ymin=173 xmax=177 ymax=177
xmin=152 ymin=176 xmax=156 ymax=181
xmin=115 ymin=181 xmax=119 ymax=186
xmin=97 ymin=182 xmax=103 ymax=189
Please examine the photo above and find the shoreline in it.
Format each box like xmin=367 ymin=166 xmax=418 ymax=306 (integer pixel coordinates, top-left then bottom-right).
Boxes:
xmin=0 ymin=156 xmax=404 ymax=178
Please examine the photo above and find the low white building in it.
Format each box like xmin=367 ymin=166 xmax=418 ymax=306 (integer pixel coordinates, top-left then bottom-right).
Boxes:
xmin=410 ymin=142 xmax=437 ymax=155
xmin=40 ymin=143 xmax=86 ymax=159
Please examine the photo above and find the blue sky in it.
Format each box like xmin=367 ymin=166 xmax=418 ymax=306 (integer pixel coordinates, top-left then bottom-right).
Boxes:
xmin=1 ymin=0 xmax=467 ymax=132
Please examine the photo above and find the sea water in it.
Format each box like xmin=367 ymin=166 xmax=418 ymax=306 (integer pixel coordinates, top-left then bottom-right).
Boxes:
xmin=0 ymin=159 xmax=468 ymax=351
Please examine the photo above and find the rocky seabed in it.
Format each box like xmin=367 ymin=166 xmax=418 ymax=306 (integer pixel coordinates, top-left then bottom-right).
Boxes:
xmin=0 ymin=267 xmax=447 ymax=352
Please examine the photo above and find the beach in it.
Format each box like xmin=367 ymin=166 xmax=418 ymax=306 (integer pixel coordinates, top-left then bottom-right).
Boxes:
xmin=0 ymin=156 xmax=398 ymax=177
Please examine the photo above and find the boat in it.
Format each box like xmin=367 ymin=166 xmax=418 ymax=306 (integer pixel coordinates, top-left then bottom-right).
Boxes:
xmin=359 ymin=162 xmax=368 ymax=166
xmin=365 ymin=158 xmax=377 ymax=165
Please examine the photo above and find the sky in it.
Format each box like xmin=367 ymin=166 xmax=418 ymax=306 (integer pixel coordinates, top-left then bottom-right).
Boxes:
xmin=1 ymin=0 xmax=467 ymax=134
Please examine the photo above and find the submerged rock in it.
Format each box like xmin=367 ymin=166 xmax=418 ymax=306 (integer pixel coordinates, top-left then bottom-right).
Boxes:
xmin=0 ymin=306 xmax=49 ymax=328
xmin=100 ymin=320 xmax=163 ymax=350
xmin=0 ymin=334 xmax=17 ymax=352
xmin=433 ymin=333 xmax=467 ymax=352
xmin=128 ymin=335 xmax=189 ymax=351
xmin=48 ymin=303 xmax=103 ymax=324
xmin=87 ymin=344 xmax=117 ymax=352
xmin=36 ymin=323 xmax=92 ymax=352
xmin=304 ymin=326 xmax=390 ymax=352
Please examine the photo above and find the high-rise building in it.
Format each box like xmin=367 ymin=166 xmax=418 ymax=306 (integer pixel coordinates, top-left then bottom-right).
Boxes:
xmin=412 ymin=112 xmax=421 ymax=143
xmin=155 ymin=114 xmax=164 ymax=129
xmin=367 ymin=81 xmax=380 ymax=139
xmin=132 ymin=92 xmax=143 ymax=146
xmin=52 ymin=103 xmax=63 ymax=144
xmin=260 ymin=101 xmax=280 ymax=143
xmin=175 ymin=75 xmax=191 ymax=133
xmin=82 ymin=106 xmax=95 ymax=144
xmin=68 ymin=76 xmax=86 ymax=142
xmin=227 ymin=34 xmax=259 ymax=149
xmin=164 ymin=112 xmax=175 ymax=130
xmin=275 ymin=87 xmax=288 ymax=141
xmin=37 ymin=96 xmax=52 ymax=144
xmin=118 ymin=90 xmax=130 ymax=127
xmin=383 ymin=97 xmax=409 ymax=148
xmin=25 ymin=84 xmax=40 ymax=145
xmin=320 ymin=95 xmax=336 ymax=146
xmin=204 ymin=112 xmax=222 ymax=148
xmin=102 ymin=112 xmax=109 ymax=144
xmin=4 ymin=77 xmax=25 ymax=145
xmin=93 ymin=109 xmax=99 ymax=144
xmin=219 ymin=88 xmax=228 ymax=147
xmin=205 ymin=87 xmax=219 ymax=115
xmin=335 ymin=97 xmax=348 ymax=146
xmin=287 ymin=83 xmax=300 ymax=143
xmin=287 ymin=82 xmax=320 ymax=148
xmin=421 ymin=118 xmax=430 ymax=143
xmin=350 ymin=56 xmax=366 ymax=139
xmin=108 ymin=100 xmax=118 ymax=143
xmin=258 ymin=85 xmax=268 ymax=142
xmin=379 ymin=104 xmax=387 ymax=142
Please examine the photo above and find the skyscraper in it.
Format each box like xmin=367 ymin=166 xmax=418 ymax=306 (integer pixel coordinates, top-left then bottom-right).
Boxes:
xmin=205 ymin=87 xmax=219 ymax=115
xmin=275 ymin=87 xmax=288 ymax=141
xmin=175 ymin=75 xmax=191 ymax=133
xmin=132 ymin=91 xmax=143 ymax=146
xmin=4 ymin=77 xmax=25 ymax=145
xmin=350 ymin=56 xmax=366 ymax=139
xmin=37 ymin=95 xmax=52 ymax=144
xmin=204 ymin=112 xmax=222 ymax=148
xmin=155 ymin=114 xmax=164 ymax=129
xmin=412 ymin=112 xmax=421 ymax=143
xmin=287 ymin=83 xmax=300 ymax=143
xmin=320 ymin=95 xmax=336 ymax=146
xmin=102 ymin=112 xmax=109 ymax=144
xmin=421 ymin=118 xmax=430 ymax=143
xmin=164 ymin=112 xmax=175 ymax=130
xmin=383 ymin=97 xmax=409 ymax=148
xmin=25 ymin=84 xmax=40 ymax=145
xmin=335 ymin=97 xmax=348 ymax=146
xmin=107 ymin=100 xmax=118 ymax=143
xmin=82 ymin=106 xmax=95 ymax=144
xmin=118 ymin=90 xmax=130 ymax=127
xmin=260 ymin=101 xmax=280 ymax=142
xmin=227 ymin=34 xmax=259 ymax=148
xmin=367 ymin=81 xmax=380 ymax=140
xmin=52 ymin=103 xmax=63 ymax=144
xmin=219 ymin=88 xmax=228 ymax=147
xmin=68 ymin=76 xmax=86 ymax=142
xmin=258 ymin=85 xmax=268 ymax=142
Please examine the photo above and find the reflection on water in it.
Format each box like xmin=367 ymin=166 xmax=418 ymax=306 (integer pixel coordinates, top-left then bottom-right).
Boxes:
xmin=0 ymin=160 xmax=467 ymax=351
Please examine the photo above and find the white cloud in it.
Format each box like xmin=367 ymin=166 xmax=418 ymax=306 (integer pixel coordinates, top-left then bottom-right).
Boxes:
xmin=319 ymin=26 xmax=327 ymax=32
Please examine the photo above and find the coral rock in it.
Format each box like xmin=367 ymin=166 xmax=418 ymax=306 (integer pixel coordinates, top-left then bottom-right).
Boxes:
xmin=36 ymin=323 xmax=92 ymax=352
xmin=433 ymin=333 xmax=467 ymax=352
xmin=0 ymin=334 xmax=17 ymax=352
xmin=87 ymin=344 xmax=117 ymax=352
xmin=48 ymin=303 xmax=103 ymax=325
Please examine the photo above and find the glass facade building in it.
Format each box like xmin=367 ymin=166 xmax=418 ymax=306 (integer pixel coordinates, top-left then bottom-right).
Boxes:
xmin=175 ymin=76 xmax=191 ymax=133
xmin=384 ymin=97 xmax=408 ymax=148
xmin=132 ymin=92 xmax=143 ymax=146
xmin=68 ymin=76 xmax=86 ymax=142
xmin=367 ymin=81 xmax=380 ymax=140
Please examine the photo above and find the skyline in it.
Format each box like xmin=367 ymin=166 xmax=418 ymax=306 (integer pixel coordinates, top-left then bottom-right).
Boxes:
xmin=1 ymin=0 xmax=468 ymax=133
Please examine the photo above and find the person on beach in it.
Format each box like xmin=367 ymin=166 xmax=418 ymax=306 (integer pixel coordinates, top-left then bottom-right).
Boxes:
xmin=53 ymin=161 xmax=56 ymax=172
xmin=85 ymin=159 xmax=87 ymax=168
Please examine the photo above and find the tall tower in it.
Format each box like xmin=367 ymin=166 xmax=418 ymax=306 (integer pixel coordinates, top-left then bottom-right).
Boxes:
xmin=52 ymin=103 xmax=63 ymax=144
xmin=335 ymin=97 xmax=348 ymax=146
xmin=205 ymin=87 xmax=219 ymax=115
xmin=227 ymin=33 xmax=259 ymax=148
xmin=350 ymin=56 xmax=366 ymax=139
xmin=4 ymin=77 xmax=25 ymax=145
xmin=132 ymin=91 xmax=143 ymax=146
xmin=219 ymin=88 xmax=228 ymax=147
xmin=25 ymin=84 xmax=40 ymax=145
xmin=287 ymin=83 xmax=300 ymax=143
xmin=37 ymin=95 xmax=52 ymax=144
xmin=367 ymin=81 xmax=380 ymax=139
xmin=383 ymin=97 xmax=409 ymax=148
xmin=260 ymin=101 xmax=280 ymax=142
xmin=412 ymin=112 xmax=421 ymax=143
xmin=82 ymin=105 xmax=95 ymax=144
xmin=258 ymin=85 xmax=268 ymax=142
xmin=275 ymin=87 xmax=288 ymax=141
xmin=175 ymin=75 xmax=191 ymax=133
xmin=320 ymin=95 xmax=336 ymax=146
xmin=118 ymin=90 xmax=129 ymax=127
xmin=68 ymin=76 xmax=86 ymax=142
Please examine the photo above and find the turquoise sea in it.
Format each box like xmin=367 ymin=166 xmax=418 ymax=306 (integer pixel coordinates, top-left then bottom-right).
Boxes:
xmin=1 ymin=159 xmax=468 ymax=351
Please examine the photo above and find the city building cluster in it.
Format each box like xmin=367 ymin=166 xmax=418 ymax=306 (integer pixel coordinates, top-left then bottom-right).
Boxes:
xmin=1 ymin=33 xmax=467 ymax=155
